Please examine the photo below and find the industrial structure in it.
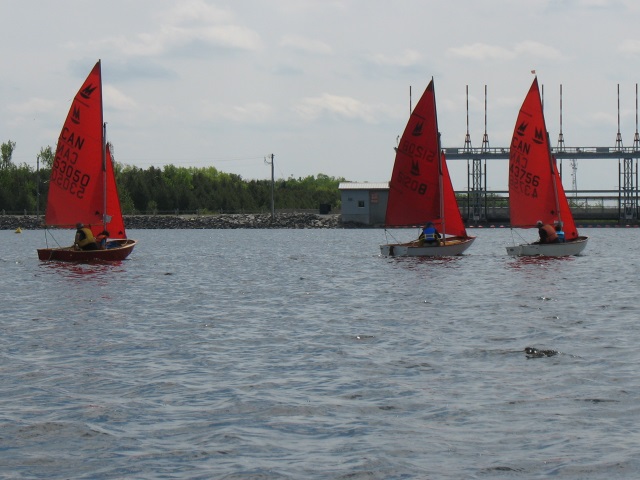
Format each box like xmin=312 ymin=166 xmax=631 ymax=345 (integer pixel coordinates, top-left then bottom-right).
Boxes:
xmin=340 ymin=83 xmax=640 ymax=227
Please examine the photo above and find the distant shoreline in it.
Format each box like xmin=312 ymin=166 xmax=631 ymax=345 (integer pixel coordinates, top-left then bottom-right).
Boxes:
xmin=0 ymin=213 xmax=348 ymax=230
xmin=1 ymin=214 xmax=634 ymax=231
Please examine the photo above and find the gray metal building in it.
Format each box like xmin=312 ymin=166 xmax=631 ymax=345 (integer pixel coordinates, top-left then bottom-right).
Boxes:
xmin=338 ymin=182 xmax=388 ymax=226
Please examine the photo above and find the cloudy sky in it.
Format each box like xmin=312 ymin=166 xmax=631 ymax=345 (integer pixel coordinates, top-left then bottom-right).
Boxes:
xmin=2 ymin=0 xmax=640 ymax=191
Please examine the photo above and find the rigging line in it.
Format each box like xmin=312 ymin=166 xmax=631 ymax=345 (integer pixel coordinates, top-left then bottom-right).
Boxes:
xmin=383 ymin=228 xmax=404 ymax=245
xmin=509 ymin=227 xmax=530 ymax=244
xmin=44 ymin=228 xmax=64 ymax=248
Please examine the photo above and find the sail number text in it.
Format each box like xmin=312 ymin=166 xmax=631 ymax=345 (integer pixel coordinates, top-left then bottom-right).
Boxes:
xmin=398 ymin=171 xmax=427 ymax=195
xmin=509 ymin=162 xmax=540 ymax=198
xmin=398 ymin=139 xmax=437 ymax=163
xmin=52 ymin=148 xmax=91 ymax=199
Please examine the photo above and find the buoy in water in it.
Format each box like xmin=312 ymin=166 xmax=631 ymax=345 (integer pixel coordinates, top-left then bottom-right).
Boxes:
xmin=15 ymin=227 xmax=22 ymax=234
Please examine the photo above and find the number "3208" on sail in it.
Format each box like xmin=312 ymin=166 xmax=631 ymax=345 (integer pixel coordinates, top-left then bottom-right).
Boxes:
xmin=398 ymin=171 xmax=427 ymax=194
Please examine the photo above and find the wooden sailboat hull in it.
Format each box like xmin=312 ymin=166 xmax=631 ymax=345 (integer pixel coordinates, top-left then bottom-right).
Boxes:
xmin=380 ymin=236 xmax=476 ymax=257
xmin=506 ymin=236 xmax=588 ymax=257
xmin=37 ymin=239 xmax=137 ymax=262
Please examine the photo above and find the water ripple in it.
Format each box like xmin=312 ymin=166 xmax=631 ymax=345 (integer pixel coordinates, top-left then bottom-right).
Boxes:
xmin=1 ymin=228 xmax=640 ymax=478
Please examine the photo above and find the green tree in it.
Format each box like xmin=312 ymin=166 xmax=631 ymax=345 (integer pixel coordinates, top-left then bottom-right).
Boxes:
xmin=1 ymin=140 xmax=16 ymax=170
xmin=37 ymin=146 xmax=55 ymax=169
xmin=0 ymin=146 xmax=345 ymax=215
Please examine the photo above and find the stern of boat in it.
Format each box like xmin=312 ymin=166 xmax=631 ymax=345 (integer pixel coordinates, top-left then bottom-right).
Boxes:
xmin=506 ymin=245 xmax=522 ymax=256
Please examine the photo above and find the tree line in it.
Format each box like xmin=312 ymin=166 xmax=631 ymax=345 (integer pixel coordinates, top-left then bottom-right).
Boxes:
xmin=0 ymin=141 xmax=344 ymax=215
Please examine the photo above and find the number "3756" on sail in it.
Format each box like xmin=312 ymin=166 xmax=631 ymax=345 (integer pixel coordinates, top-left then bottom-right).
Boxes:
xmin=509 ymin=164 xmax=540 ymax=197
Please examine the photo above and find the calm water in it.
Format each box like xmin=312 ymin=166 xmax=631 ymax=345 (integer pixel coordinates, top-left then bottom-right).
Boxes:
xmin=1 ymin=227 xmax=639 ymax=479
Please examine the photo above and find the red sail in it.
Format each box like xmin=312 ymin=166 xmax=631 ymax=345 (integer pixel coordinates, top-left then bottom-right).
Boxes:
xmin=384 ymin=80 xmax=467 ymax=237
xmin=440 ymin=152 xmax=468 ymax=237
xmin=99 ymin=144 xmax=127 ymax=239
xmin=508 ymin=78 xmax=578 ymax=240
xmin=45 ymin=61 xmax=104 ymax=230
xmin=553 ymin=161 xmax=579 ymax=241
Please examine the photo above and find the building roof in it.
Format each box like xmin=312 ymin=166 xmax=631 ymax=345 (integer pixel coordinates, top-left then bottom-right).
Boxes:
xmin=338 ymin=182 xmax=389 ymax=190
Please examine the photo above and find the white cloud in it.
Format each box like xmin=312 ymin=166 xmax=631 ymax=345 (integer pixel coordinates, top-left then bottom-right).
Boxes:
xmin=98 ymin=24 xmax=262 ymax=56
xmin=294 ymin=94 xmax=386 ymax=123
xmin=157 ymin=0 xmax=234 ymax=25
xmin=448 ymin=43 xmax=515 ymax=61
xmin=618 ymin=39 xmax=640 ymax=54
xmin=104 ymin=85 xmax=137 ymax=111
xmin=279 ymin=35 xmax=332 ymax=55
xmin=448 ymin=41 xmax=561 ymax=61
xmin=7 ymin=98 xmax=55 ymax=115
xmin=67 ymin=1 xmax=262 ymax=57
xmin=5 ymin=98 xmax=56 ymax=128
xmin=367 ymin=49 xmax=423 ymax=68
xmin=586 ymin=111 xmax=618 ymax=128
xmin=153 ymin=0 xmax=262 ymax=52
xmin=514 ymin=41 xmax=562 ymax=59
xmin=196 ymin=24 xmax=263 ymax=51
xmin=203 ymin=102 xmax=274 ymax=124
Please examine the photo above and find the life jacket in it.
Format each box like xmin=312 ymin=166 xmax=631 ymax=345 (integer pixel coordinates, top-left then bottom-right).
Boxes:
xmin=422 ymin=226 xmax=437 ymax=241
xmin=96 ymin=233 xmax=108 ymax=248
xmin=77 ymin=227 xmax=96 ymax=248
xmin=541 ymin=224 xmax=558 ymax=243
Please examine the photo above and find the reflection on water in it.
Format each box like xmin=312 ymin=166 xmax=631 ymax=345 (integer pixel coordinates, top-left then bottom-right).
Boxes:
xmin=506 ymin=254 xmax=576 ymax=269
xmin=36 ymin=259 xmax=128 ymax=292
xmin=40 ymin=260 xmax=126 ymax=277
xmin=387 ymin=254 xmax=465 ymax=270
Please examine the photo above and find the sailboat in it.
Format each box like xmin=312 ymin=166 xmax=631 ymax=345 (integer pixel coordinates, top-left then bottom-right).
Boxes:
xmin=37 ymin=60 xmax=137 ymax=262
xmin=380 ymin=79 xmax=475 ymax=257
xmin=506 ymin=77 xmax=588 ymax=256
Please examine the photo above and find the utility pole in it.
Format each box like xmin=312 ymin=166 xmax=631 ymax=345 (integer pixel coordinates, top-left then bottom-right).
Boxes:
xmin=264 ymin=154 xmax=274 ymax=220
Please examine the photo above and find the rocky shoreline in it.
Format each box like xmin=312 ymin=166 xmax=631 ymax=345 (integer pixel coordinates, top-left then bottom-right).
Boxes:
xmin=1 ymin=213 xmax=349 ymax=230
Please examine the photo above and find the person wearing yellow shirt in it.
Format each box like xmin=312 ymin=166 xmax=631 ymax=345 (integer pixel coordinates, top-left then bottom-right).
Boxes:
xmin=74 ymin=223 xmax=98 ymax=250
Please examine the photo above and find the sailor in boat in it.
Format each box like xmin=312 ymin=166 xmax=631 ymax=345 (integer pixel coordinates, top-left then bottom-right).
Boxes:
xmin=418 ymin=221 xmax=442 ymax=247
xmin=554 ymin=221 xmax=565 ymax=242
xmin=74 ymin=223 xmax=99 ymax=251
xmin=535 ymin=220 xmax=558 ymax=244
xmin=96 ymin=230 xmax=110 ymax=249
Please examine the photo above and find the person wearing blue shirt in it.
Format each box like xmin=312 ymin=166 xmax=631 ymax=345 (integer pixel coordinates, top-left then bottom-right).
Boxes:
xmin=418 ymin=221 xmax=441 ymax=246
xmin=555 ymin=221 xmax=565 ymax=242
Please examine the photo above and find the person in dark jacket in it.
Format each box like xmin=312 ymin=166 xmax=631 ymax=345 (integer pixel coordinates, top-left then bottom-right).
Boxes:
xmin=536 ymin=220 xmax=558 ymax=244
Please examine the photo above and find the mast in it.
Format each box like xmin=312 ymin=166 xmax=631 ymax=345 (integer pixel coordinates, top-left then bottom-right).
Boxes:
xmin=540 ymin=80 xmax=562 ymax=223
xmin=102 ymin=123 xmax=107 ymax=232
xmin=98 ymin=60 xmax=107 ymax=232
xmin=432 ymin=78 xmax=445 ymax=241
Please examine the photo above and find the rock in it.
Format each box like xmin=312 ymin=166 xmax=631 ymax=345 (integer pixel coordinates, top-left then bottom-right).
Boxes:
xmin=524 ymin=347 xmax=558 ymax=358
xmin=0 ymin=213 xmax=345 ymax=230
